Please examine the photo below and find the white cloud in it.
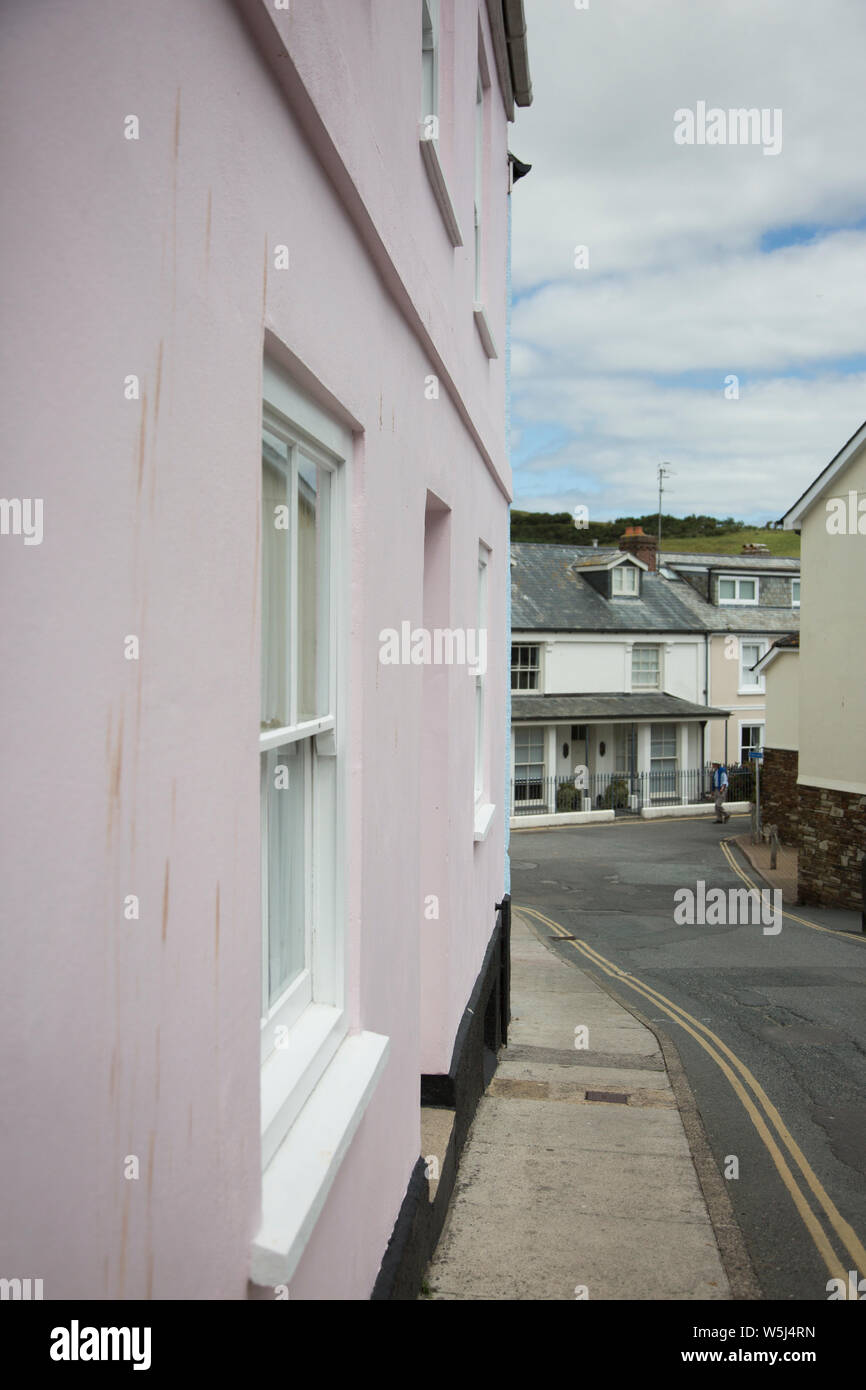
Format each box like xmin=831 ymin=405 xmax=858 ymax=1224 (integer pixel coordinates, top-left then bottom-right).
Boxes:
xmin=511 ymin=370 xmax=866 ymax=519
xmin=509 ymin=0 xmax=866 ymax=520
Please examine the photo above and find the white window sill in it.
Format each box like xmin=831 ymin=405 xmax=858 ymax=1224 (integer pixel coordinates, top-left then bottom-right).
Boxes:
xmin=473 ymin=304 xmax=498 ymax=359
xmin=474 ymin=801 xmax=496 ymax=842
xmin=252 ymin=1029 xmax=390 ymax=1288
xmin=261 ymin=1003 xmax=350 ymax=1170
xmin=419 ymin=131 xmax=463 ymax=247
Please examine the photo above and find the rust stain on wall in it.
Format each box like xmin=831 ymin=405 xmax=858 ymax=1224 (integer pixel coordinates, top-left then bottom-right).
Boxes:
xmin=136 ymin=391 xmax=148 ymax=497
xmin=118 ymin=1184 xmax=130 ymax=1295
xmin=146 ymin=1130 xmax=156 ymax=1202
xmin=161 ymin=860 xmax=170 ymax=942
xmin=107 ymin=709 xmax=125 ymax=849
xmin=153 ymin=340 xmax=164 ymax=428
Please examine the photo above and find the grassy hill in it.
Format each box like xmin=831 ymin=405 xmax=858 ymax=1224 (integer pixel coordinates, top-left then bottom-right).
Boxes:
xmin=660 ymin=529 xmax=799 ymax=557
xmin=511 ymin=509 xmax=800 ymax=557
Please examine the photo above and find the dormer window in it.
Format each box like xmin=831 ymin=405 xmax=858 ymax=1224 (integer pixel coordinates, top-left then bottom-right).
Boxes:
xmin=718 ymin=575 xmax=758 ymax=604
xmin=612 ymin=564 xmax=638 ymax=595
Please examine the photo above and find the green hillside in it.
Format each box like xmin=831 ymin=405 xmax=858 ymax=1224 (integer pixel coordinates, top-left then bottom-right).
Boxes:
xmin=510 ymin=510 xmax=800 ymax=557
xmin=660 ymin=529 xmax=800 ymax=557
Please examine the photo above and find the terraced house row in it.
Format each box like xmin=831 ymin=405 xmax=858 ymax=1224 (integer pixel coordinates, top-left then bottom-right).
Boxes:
xmin=509 ymin=526 xmax=801 ymax=817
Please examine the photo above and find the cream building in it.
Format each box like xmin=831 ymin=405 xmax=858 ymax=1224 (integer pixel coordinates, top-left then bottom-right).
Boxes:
xmin=770 ymin=421 xmax=866 ymax=909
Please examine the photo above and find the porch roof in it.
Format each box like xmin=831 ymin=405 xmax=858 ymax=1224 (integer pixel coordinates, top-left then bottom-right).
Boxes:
xmin=511 ymin=692 xmax=731 ymax=723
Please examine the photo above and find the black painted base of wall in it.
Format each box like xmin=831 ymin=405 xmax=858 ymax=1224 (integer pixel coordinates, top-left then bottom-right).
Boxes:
xmin=370 ymin=895 xmax=511 ymax=1300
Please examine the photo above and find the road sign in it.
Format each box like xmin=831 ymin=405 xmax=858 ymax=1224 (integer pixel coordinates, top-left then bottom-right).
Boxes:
xmin=748 ymin=748 xmax=764 ymax=760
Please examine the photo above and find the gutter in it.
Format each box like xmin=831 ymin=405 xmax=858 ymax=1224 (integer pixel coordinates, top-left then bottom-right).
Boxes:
xmin=502 ymin=0 xmax=533 ymax=107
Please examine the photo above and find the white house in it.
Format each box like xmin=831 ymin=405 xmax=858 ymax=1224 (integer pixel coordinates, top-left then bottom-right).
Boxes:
xmin=510 ymin=530 xmax=731 ymax=813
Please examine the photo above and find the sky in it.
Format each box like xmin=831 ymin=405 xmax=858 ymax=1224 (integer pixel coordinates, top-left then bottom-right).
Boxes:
xmin=509 ymin=0 xmax=866 ymax=524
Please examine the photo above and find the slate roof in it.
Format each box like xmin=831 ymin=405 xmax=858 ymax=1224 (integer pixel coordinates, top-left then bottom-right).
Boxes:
xmin=511 ymin=693 xmax=731 ymax=722
xmin=665 ymin=577 xmax=801 ymax=636
xmin=661 ymin=550 xmax=800 ymax=572
xmin=511 ymin=542 xmax=801 ymax=636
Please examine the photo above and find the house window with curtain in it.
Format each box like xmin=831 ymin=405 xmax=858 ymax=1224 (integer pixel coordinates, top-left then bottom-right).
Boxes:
xmin=259 ymin=363 xmax=350 ymax=1166
xmin=632 ymin=645 xmax=660 ymax=688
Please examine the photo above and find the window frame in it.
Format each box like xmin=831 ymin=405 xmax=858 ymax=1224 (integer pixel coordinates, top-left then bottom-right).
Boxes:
xmin=259 ymin=362 xmax=351 ymax=1165
xmin=513 ymin=726 xmax=545 ymax=806
xmin=473 ymin=69 xmax=484 ymax=305
xmin=421 ymin=0 xmax=438 ymax=125
xmin=631 ymin=644 xmax=660 ymax=689
xmin=474 ymin=543 xmax=495 ymax=840
xmin=740 ymin=722 xmax=764 ymax=763
xmin=475 ymin=544 xmax=488 ymax=808
xmin=792 ymin=578 xmax=800 ymax=607
xmin=738 ymin=639 xmax=766 ymax=694
xmin=511 ymin=643 xmax=540 ymax=691
xmin=718 ymin=574 xmax=759 ymax=605
xmin=612 ymin=564 xmax=639 ymax=596
xmin=649 ymin=722 xmax=678 ymax=800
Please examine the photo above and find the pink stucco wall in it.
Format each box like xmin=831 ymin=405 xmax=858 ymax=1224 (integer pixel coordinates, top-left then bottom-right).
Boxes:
xmin=0 ymin=0 xmax=512 ymax=1299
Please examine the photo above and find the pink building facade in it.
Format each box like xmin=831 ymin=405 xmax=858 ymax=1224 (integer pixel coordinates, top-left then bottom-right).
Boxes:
xmin=0 ymin=1 xmax=530 ymax=1298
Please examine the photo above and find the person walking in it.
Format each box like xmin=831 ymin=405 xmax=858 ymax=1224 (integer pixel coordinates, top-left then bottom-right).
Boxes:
xmin=712 ymin=762 xmax=730 ymax=823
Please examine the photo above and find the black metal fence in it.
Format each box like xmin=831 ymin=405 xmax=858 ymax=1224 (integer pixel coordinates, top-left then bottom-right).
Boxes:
xmin=511 ymin=763 xmax=754 ymax=817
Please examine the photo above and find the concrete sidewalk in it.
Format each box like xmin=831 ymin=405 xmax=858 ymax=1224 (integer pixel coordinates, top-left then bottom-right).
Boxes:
xmin=732 ymin=832 xmax=799 ymax=904
xmin=423 ymin=913 xmax=733 ymax=1300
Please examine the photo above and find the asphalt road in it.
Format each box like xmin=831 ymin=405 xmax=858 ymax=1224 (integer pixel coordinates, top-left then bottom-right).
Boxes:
xmin=510 ymin=815 xmax=866 ymax=1302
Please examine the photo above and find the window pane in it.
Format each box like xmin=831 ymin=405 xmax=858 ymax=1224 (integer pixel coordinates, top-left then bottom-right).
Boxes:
xmin=633 ymin=646 xmax=659 ymax=685
xmin=262 ymin=432 xmax=290 ymax=729
xmin=265 ymin=743 xmax=306 ymax=1006
xmin=650 ymin=724 xmax=676 ymax=758
xmin=719 ymin=578 xmax=736 ymax=599
xmin=297 ymin=455 xmax=330 ymax=723
xmin=516 ymin=728 xmax=543 ymax=762
xmin=421 ymin=0 xmax=435 ymax=117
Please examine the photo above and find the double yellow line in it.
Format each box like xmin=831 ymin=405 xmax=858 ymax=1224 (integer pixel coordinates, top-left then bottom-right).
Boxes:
xmin=719 ymin=838 xmax=866 ymax=945
xmin=516 ymin=901 xmax=866 ymax=1285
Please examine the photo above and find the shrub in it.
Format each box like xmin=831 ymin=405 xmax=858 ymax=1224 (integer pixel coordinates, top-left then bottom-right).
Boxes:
xmin=601 ymin=777 xmax=629 ymax=809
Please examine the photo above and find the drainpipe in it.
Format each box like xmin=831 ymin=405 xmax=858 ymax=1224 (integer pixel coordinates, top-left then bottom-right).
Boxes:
xmin=703 ymin=631 xmax=710 ymax=767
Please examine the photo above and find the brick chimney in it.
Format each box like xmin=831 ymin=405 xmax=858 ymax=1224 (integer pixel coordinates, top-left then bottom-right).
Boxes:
xmin=618 ymin=525 xmax=657 ymax=572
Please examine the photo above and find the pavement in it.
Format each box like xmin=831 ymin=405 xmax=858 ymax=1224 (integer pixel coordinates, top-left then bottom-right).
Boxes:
xmin=423 ymin=911 xmax=734 ymax=1300
xmin=732 ymin=831 xmax=799 ymax=904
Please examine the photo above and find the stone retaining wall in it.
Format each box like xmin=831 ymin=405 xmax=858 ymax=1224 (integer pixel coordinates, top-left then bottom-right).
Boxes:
xmin=798 ymin=783 xmax=866 ymax=912
xmin=760 ymin=747 xmax=800 ymax=845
